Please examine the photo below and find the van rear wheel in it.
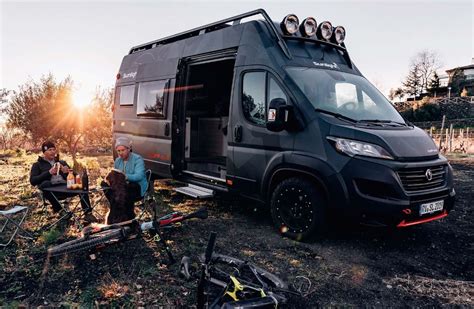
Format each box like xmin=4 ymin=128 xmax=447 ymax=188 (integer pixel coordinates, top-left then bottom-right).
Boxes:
xmin=270 ymin=177 xmax=326 ymax=241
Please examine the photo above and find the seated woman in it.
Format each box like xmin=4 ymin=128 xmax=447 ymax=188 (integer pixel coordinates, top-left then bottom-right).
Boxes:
xmin=114 ymin=137 xmax=147 ymax=199
xmin=103 ymin=137 xmax=147 ymax=224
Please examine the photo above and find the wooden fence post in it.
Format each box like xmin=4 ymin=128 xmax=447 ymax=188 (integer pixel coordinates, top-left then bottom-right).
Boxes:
xmin=439 ymin=115 xmax=445 ymax=150
xmin=445 ymin=128 xmax=449 ymax=152
xmin=449 ymin=124 xmax=453 ymax=152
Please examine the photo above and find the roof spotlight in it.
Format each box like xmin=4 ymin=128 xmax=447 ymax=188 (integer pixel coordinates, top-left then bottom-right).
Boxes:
xmin=331 ymin=26 xmax=346 ymax=45
xmin=299 ymin=17 xmax=317 ymax=37
xmin=316 ymin=21 xmax=333 ymax=41
xmin=281 ymin=14 xmax=299 ymax=35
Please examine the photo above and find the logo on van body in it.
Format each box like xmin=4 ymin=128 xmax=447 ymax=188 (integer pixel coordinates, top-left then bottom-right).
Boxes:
xmin=313 ymin=61 xmax=339 ymax=69
xmin=122 ymin=71 xmax=137 ymax=79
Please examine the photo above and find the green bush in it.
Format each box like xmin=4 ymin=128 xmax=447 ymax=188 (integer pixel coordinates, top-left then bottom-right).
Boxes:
xmin=40 ymin=228 xmax=61 ymax=246
xmin=414 ymin=103 xmax=441 ymax=122
xmin=400 ymin=103 xmax=441 ymax=122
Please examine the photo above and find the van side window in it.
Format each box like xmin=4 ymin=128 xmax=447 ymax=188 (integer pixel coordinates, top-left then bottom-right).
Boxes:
xmin=137 ymin=80 xmax=168 ymax=117
xmin=119 ymin=85 xmax=135 ymax=106
xmin=242 ymin=72 xmax=266 ymax=126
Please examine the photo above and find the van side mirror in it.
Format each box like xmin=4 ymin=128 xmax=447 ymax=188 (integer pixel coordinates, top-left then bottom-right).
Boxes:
xmin=267 ymin=98 xmax=292 ymax=132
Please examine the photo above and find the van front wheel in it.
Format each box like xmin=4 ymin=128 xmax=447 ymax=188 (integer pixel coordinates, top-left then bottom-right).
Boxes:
xmin=270 ymin=177 xmax=326 ymax=241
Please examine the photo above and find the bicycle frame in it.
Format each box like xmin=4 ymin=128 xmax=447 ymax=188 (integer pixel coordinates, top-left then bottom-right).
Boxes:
xmin=196 ymin=233 xmax=293 ymax=309
xmin=49 ymin=207 xmax=208 ymax=263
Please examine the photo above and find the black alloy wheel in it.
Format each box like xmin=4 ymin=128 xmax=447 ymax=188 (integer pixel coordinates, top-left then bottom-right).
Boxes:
xmin=270 ymin=177 xmax=327 ymax=241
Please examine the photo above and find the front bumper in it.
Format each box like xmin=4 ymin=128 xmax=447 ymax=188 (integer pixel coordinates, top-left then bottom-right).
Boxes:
xmin=332 ymin=156 xmax=456 ymax=227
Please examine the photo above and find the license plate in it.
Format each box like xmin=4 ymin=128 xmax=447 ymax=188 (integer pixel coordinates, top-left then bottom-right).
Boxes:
xmin=419 ymin=200 xmax=444 ymax=215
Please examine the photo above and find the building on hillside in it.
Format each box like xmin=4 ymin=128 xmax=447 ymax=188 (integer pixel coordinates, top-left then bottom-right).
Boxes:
xmin=445 ymin=58 xmax=474 ymax=97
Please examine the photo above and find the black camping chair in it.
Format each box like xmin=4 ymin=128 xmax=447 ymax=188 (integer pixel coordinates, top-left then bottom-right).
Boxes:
xmin=135 ymin=169 xmax=155 ymax=219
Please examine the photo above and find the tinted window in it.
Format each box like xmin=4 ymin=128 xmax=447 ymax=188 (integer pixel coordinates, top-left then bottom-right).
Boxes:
xmin=119 ymin=85 xmax=135 ymax=106
xmin=268 ymin=77 xmax=287 ymax=104
xmin=242 ymin=72 xmax=266 ymax=126
xmin=286 ymin=67 xmax=405 ymax=122
xmin=137 ymin=80 xmax=167 ymax=117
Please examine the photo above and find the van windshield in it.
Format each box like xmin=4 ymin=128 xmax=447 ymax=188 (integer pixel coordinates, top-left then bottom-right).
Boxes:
xmin=286 ymin=67 xmax=405 ymax=123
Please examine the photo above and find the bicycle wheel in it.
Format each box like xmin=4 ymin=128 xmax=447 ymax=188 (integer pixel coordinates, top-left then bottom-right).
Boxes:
xmin=47 ymin=227 xmax=130 ymax=257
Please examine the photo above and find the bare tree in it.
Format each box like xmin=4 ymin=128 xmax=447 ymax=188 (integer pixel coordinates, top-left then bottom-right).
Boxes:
xmin=408 ymin=50 xmax=442 ymax=95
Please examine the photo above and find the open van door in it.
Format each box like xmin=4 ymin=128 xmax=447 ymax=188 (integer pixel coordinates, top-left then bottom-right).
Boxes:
xmin=172 ymin=50 xmax=236 ymax=186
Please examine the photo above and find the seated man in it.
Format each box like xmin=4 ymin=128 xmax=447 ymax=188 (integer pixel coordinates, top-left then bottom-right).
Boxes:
xmin=29 ymin=141 xmax=96 ymax=222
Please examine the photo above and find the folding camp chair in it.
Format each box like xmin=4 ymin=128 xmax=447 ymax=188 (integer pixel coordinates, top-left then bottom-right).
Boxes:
xmin=0 ymin=206 xmax=34 ymax=247
xmin=135 ymin=169 xmax=155 ymax=219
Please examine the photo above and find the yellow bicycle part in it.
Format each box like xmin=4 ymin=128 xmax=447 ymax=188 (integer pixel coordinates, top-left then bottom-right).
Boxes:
xmin=224 ymin=275 xmax=267 ymax=301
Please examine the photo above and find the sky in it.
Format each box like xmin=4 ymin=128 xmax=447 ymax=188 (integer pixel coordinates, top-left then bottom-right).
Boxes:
xmin=1 ymin=0 xmax=473 ymax=101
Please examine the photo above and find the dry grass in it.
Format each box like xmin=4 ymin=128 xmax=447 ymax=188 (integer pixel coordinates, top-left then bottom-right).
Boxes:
xmin=0 ymin=150 xmax=473 ymax=307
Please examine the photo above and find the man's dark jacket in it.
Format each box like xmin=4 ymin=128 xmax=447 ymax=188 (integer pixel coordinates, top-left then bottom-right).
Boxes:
xmin=30 ymin=157 xmax=69 ymax=189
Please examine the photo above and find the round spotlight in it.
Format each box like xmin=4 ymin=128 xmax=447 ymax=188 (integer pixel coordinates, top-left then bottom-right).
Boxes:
xmin=316 ymin=21 xmax=333 ymax=41
xmin=280 ymin=14 xmax=299 ymax=35
xmin=331 ymin=26 xmax=346 ymax=44
xmin=299 ymin=17 xmax=317 ymax=37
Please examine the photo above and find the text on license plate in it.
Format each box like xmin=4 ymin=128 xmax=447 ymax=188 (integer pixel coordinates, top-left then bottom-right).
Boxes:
xmin=419 ymin=200 xmax=444 ymax=215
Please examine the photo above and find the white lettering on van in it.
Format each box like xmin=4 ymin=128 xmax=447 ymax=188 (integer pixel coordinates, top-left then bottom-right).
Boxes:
xmin=313 ymin=62 xmax=339 ymax=69
xmin=427 ymin=148 xmax=438 ymax=153
xmin=123 ymin=71 xmax=137 ymax=79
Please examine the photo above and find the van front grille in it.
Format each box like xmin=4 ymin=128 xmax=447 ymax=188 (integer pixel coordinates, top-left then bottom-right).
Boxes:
xmin=397 ymin=165 xmax=446 ymax=192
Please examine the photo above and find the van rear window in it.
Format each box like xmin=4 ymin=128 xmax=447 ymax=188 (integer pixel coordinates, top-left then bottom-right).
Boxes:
xmin=137 ymin=80 xmax=168 ymax=117
xmin=119 ymin=85 xmax=135 ymax=106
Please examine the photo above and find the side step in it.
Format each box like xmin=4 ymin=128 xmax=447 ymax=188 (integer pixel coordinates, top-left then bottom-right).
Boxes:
xmin=174 ymin=184 xmax=214 ymax=199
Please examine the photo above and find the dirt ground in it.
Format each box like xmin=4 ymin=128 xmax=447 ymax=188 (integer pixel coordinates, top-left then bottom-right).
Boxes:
xmin=0 ymin=152 xmax=473 ymax=307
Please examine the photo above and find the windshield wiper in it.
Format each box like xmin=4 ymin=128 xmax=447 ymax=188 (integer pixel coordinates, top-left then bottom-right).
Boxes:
xmin=315 ymin=108 xmax=357 ymax=123
xmin=358 ymin=119 xmax=408 ymax=127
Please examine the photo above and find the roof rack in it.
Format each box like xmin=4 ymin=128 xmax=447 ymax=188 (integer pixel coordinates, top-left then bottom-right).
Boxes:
xmin=129 ymin=8 xmax=292 ymax=59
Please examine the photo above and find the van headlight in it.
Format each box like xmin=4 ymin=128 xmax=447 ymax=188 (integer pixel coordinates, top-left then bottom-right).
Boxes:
xmin=327 ymin=137 xmax=393 ymax=160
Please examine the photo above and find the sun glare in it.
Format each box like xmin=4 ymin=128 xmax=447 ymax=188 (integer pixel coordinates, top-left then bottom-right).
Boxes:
xmin=72 ymin=89 xmax=93 ymax=109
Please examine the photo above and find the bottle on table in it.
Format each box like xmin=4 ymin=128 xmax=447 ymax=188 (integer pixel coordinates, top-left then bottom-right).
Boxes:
xmin=67 ymin=169 xmax=75 ymax=189
xmin=75 ymin=174 xmax=82 ymax=189
xmin=82 ymin=168 xmax=89 ymax=191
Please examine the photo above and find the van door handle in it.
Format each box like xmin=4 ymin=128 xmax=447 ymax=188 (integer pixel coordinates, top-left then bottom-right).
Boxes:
xmin=234 ymin=125 xmax=242 ymax=142
xmin=164 ymin=123 xmax=170 ymax=136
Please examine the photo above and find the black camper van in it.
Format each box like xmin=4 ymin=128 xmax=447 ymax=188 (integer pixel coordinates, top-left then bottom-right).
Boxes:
xmin=113 ymin=9 xmax=455 ymax=240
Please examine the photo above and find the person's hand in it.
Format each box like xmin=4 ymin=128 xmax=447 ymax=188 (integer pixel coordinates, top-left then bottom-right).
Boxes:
xmin=49 ymin=166 xmax=58 ymax=175
xmin=60 ymin=165 xmax=69 ymax=174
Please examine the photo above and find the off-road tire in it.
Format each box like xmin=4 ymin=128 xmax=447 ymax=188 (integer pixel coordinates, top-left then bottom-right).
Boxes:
xmin=270 ymin=177 xmax=327 ymax=241
xmin=47 ymin=227 xmax=130 ymax=257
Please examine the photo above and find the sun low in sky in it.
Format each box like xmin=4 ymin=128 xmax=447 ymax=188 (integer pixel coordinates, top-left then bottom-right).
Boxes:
xmin=71 ymin=87 xmax=93 ymax=109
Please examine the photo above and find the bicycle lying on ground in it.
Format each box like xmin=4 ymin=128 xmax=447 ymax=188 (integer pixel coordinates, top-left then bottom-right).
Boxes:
xmin=180 ymin=232 xmax=304 ymax=308
xmin=47 ymin=207 xmax=208 ymax=264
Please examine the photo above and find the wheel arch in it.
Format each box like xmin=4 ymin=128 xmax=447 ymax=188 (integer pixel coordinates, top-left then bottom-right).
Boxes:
xmin=266 ymin=167 xmax=329 ymax=203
